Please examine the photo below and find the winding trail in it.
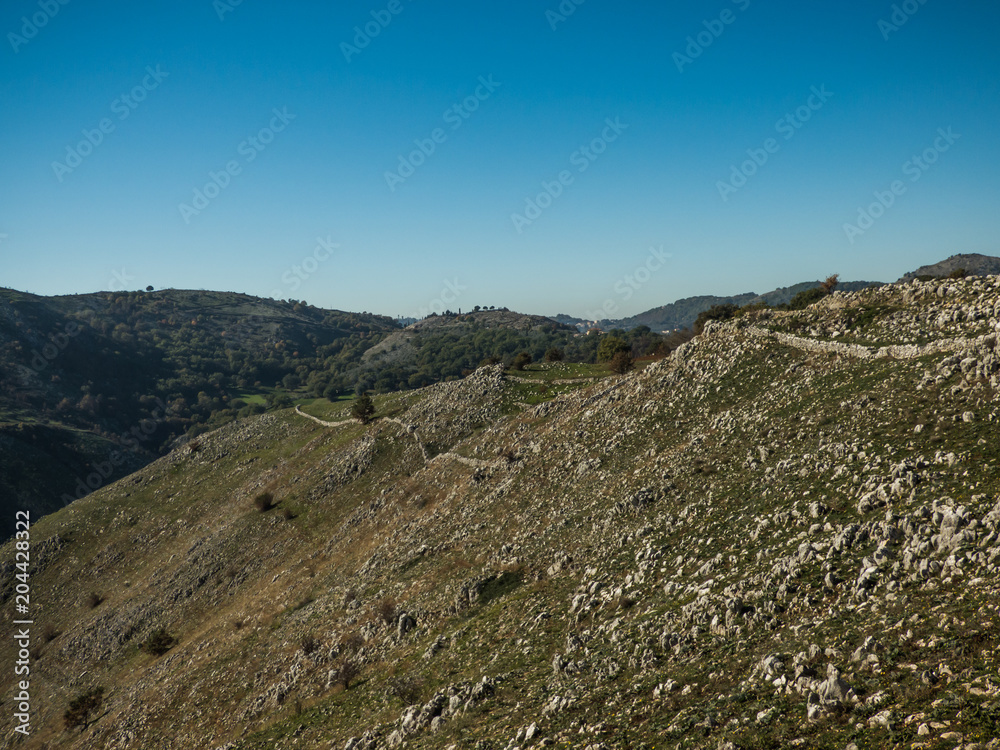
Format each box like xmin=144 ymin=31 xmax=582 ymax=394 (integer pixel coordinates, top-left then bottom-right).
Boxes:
xmin=296 ymin=408 xmax=502 ymax=470
xmin=294 ymin=405 xmax=357 ymax=428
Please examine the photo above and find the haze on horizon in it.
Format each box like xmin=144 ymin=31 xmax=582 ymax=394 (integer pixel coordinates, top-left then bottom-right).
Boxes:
xmin=1 ymin=0 xmax=998 ymax=320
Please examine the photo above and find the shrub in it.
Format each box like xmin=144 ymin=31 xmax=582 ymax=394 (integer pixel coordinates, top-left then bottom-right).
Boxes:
xmin=512 ymin=352 xmax=532 ymax=371
xmin=819 ymin=274 xmax=840 ymax=294
xmin=544 ymin=347 xmax=564 ymax=362
xmin=351 ymin=392 xmax=376 ymax=424
xmin=339 ymin=631 xmax=364 ymax=653
xmin=142 ymin=628 xmax=176 ymax=656
xmin=609 ymin=351 xmax=635 ymax=375
xmin=387 ymin=674 xmax=424 ymax=703
xmin=332 ymin=657 xmax=360 ymax=689
xmin=694 ymin=304 xmax=739 ymax=334
xmin=300 ymin=634 xmax=320 ymax=655
xmin=785 ymin=287 xmax=827 ymax=311
xmin=376 ymin=598 xmax=398 ymax=626
xmin=254 ymin=492 xmax=275 ymax=512
xmin=64 ymin=687 xmax=103 ymax=731
xmin=949 ymin=267 xmax=968 ymax=279
xmin=281 ymin=507 xmax=295 ymax=520
xmin=85 ymin=592 xmax=103 ymax=609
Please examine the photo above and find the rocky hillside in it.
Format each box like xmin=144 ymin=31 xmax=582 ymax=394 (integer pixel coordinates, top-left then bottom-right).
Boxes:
xmin=899 ymin=254 xmax=1000 ymax=283
xmin=3 ymin=275 xmax=1000 ymax=749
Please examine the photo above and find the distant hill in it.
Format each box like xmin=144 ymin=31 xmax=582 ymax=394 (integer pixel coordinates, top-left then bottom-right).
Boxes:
xmin=358 ymin=309 xmax=589 ymax=388
xmin=0 ymin=288 xmax=398 ymax=535
xmin=898 ymin=253 xmax=1000 ymax=282
xmin=608 ymin=280 xmax=884 ymax=332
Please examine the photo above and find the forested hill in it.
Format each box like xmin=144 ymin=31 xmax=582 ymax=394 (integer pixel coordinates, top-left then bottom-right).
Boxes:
xmin=0 ymin=288 xmax=398 ymax=534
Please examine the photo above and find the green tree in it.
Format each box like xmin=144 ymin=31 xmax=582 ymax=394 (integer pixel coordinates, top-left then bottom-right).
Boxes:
xmin=597 ymin=336 xmax=630 ymax=362
xmin=351 ymin=392 xmax=376 ymax=424
xmin=544 ymin=347 xmax=564 ymax=362
xmin=64 ymin=687 xmax=104 ymax=731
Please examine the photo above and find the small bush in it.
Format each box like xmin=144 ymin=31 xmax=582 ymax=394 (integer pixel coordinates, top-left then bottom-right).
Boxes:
xmin=785 ymin=287 xmax=827 ymax=311
xmin=694 ymin=304 xmax=739 ymax=333
xmin=339 ymin=631 xmax=364 ymax=653
xmin=281 ymin=507 xmax=295 ymax=520
xmin=43 ymin=625 xmax=61 ymax=642
xmin=387 ymin=674 xmax=424 ymax=703
xmin=512 ymin=352 xmax=532 ymax=371
xmin=609 ymin=351 xmax=635 ymax=375
xmin=544 ymin=347 xmax=564 ymax=362
xmin=142 ymin=628 xmax=176 ymax=657
xmin=376 ymin=598 xmax=398 ymax=626
xmin=949 ymin=267 xmax=968 ymax=279
xmin=85 ymin=592 xmax=103 ymax=609
xmin=64 ymin=687 xmax=103 ymax=731
xmin=332 ymin=657 xmax=360 ymax=690
xmin=300 ymin=634 xmax=320 ymax=655
xmin=254 ymin=492 xmax=275 ymax=512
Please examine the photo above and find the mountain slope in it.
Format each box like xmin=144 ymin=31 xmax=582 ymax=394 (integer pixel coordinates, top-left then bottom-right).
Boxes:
xmin=3 ymin=276 xmax=1000 ymax=749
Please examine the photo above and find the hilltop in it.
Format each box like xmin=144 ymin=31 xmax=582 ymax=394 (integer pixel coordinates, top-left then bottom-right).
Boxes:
xmin=3 ymin=273 xmax=1000 ymax=749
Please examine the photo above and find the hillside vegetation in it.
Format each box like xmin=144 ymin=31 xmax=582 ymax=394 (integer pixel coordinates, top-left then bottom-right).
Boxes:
xmin=3 ymin=275 xmax=1000 ymax=749
xmin=0 ymin=289 xmax=396 ymax=534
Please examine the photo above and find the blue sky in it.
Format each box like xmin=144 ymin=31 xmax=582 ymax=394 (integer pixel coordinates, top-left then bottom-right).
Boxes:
xmin=1 ymin=0 xmax=998 ymax=320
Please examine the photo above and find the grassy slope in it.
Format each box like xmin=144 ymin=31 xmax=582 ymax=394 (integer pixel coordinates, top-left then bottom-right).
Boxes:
xmin=2 ymin=277 xmax=1000 ymax=749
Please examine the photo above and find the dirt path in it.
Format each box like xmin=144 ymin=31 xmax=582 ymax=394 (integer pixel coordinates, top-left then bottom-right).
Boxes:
xmin=294 ymin=405 xmax=357 ymax=428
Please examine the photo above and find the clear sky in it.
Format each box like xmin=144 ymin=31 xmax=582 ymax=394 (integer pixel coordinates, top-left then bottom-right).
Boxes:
xmin=1 ymin=0 xmax=998 ymax=320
